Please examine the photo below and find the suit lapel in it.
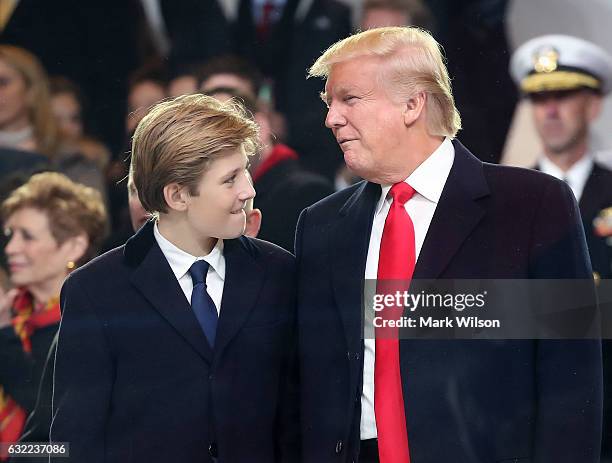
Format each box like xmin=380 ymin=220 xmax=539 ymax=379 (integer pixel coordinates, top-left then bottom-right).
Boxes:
xmin=214 ymin=237 xmax=265 ymax=361
xmin=331 ymin=181 xmax=380 ymax=351
xmin=414 ymin=140 xmax=489 ymax=279
xmin=127 ymin=222 xmax=214 ymax=364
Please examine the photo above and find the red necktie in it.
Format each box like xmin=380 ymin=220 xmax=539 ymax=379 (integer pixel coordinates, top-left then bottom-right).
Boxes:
xmin=257 ymin=0 xmax=276 ymax=42
xmin=375 ymin=182 xmax=415 ymax=463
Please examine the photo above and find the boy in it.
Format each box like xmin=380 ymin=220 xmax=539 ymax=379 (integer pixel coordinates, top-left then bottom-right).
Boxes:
xmin=50 ymin=95 xmax=298 ymax=462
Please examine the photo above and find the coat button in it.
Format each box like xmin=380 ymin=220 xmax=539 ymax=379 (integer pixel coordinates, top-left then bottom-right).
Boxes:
xmin=335 ymin=440 xmax=343 ymax=454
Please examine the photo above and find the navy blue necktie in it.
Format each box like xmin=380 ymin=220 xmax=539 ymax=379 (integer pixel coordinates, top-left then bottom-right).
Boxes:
xmin=188 ymin=260 xmax=218 ymax=347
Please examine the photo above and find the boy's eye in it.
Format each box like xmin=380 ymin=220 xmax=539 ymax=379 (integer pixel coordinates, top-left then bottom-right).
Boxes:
xmin=225 ymin=175 xmax=236 ymax=184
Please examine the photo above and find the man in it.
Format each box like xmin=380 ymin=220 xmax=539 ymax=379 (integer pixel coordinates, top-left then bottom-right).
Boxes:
xmin=296 ymin=27 xmax=601 ymax=462
xmin=50 ymin=94 xmax=298 ymax=462
xmin=510 ymin=34 xmax=612 ymax=280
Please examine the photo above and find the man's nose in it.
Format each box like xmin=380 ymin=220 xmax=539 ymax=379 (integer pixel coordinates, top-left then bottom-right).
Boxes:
xmin=325 ymin=103 xmax=346 ymax=129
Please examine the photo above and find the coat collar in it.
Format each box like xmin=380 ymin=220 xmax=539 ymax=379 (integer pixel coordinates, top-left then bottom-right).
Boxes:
xmin=332 ymin=181 xmax=380 ymax=352
xmin=330 ymin=140 xmax=489 ymax=347
xmin=413 ymin=139 xmax=489 ymax=279
xmin=124 ymin=221 xmax=266 ymax=365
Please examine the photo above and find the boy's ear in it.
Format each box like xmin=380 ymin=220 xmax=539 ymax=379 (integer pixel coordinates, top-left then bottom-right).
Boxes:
xmin=163 ymin=183 xmax=190 ymax=212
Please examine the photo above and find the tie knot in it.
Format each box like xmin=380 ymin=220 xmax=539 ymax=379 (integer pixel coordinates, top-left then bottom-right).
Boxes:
xmin=188 ymin=260 xmax=210 ymax=285
xmin=389 ymin=182 xmax=415 ymax=206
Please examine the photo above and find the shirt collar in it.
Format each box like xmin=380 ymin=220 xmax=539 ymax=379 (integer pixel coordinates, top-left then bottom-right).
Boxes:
xmin=153 ymin=221 xmax=225 ymax=282
xmin=538 ymin=154 xmax=593 ymax=197
xmin=375 ymin=137 xmax=455 ymax=215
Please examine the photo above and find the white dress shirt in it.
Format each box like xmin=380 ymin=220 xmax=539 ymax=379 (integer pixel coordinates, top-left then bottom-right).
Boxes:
xmin=538 ymin=154 xmax=593 ymax=202
xmin=360 ymin=137 xmax=455 ymax=439
xmin=153 ymin=222 xmax=225 ymax=314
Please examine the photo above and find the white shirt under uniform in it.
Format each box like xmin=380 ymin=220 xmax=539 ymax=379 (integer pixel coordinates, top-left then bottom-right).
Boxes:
xmin=360 ymin=137 xmax=455 ymax=439
xmin=538 ymin=154 xmax=593 ymax=202
xmin=153 ymin=222 xmax=225 ymax=314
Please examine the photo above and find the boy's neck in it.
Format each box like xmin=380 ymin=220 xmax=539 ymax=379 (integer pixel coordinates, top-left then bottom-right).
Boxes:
xmin=157 ymin=214 xmax=217 ymax=257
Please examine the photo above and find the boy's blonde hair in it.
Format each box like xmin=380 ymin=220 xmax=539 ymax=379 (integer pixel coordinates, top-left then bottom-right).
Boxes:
xmin=131 ymin=94 xmax=259 ymax=214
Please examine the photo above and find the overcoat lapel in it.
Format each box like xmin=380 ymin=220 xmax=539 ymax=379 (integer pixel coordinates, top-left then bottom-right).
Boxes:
xmin=414 ymin=140 xmax=489 ymax=279
xmin=214 ymin=237 xmax=266 ymax=361
xmin=331 ymin=181 xmax=380 ymax=351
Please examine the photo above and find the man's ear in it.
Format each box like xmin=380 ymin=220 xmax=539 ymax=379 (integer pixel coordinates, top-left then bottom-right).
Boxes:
xmin=163 ymin=183 xmax=190 ymax=212
xmin=587 ymin=94 xmax=603 ymax=122
xmin=244 ymin=208 xmax=262 ymax=238
xmin=403 ymin=91 xmax=427 ymax=127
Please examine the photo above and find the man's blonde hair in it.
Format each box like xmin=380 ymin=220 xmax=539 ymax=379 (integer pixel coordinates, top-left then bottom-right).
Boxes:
xmin=131 ymin=94 xmax=259 ymax=214
xmin=309 ymin=26 xmax=461 ymax=137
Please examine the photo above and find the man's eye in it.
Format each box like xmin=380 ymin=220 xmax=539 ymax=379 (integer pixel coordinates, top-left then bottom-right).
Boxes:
xmin=225 ymin=176 xmax=236 ymax=184
xmin=343 ymin=95 xmax=358 ymax=103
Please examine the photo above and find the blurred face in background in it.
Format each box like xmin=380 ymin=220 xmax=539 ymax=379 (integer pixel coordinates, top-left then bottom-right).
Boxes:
xmin=51 ymin=91 xmax=83 ymax=140
xmin=361 ymin=8 xmax=409 ymax=29
xmin=168 ymin=75 xmax=197 ymax=97
xmin=126 ymin=80 xmax=166 ymax=133
xmin=4 ymin=207 xmax=78 ymax=290
xmin=531 ymin=89 xmax=601 ymax=155
xmin=0 ymin=58 xmax=30 ymax=132
xmin=201 ymin=74 xmax=257 ymax=100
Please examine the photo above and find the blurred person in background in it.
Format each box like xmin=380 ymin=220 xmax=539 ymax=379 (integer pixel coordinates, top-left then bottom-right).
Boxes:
xmin=360 ymin=0 xmax=433 ymax=31
xmin=229 ymin=0 xmax=352 ymax=181
xmin=199 ymin=54 xmax=261 ymax=100
xmin=199 ymin=54 xmax=287 ymax=154
xmin=127 ymin=173 xmax=150 ymax=233
xmin=0 ymin=172 xmax=107 ymax=448
xmin=125 ymin=65 xmax=168 ymax=135
xmin=0 ymin=45 xmax=107 ymax=201
xmin=50 ymin=76 xmax=111 ymax=172
xmin=510 ymin=35 xmax=612 ymax=281
xmin=105 ymin=65 xmax=168 ymax=248
xmin=0 ymin=45 xmax=58 ymax=156
xmin=167 ymin=64 xmax=200 ymax=98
